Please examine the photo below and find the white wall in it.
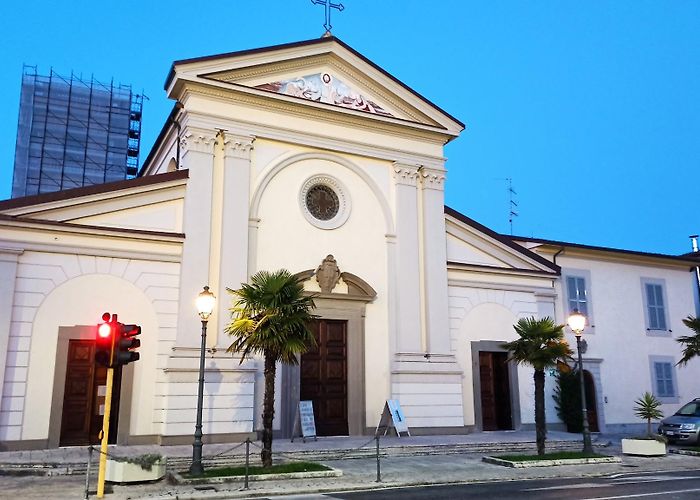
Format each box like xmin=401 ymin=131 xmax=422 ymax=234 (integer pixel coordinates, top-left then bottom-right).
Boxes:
xmin=253 ymin=147 xmax=392 ymax=425
xmin=0 ymin=251 xmax=180 ymax=442
xmin=554 ymin=254 xmax=700 ymax=429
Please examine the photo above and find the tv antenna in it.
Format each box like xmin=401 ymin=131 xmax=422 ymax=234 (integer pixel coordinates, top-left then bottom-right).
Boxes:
xmin=507 ymin=178 xmax=518 ymax=235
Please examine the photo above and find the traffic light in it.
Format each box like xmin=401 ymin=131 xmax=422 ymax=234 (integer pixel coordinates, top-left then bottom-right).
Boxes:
xmin=95 ymin=312 xmax=115 ymax=367
xmin=115 ymin=323 xmax=141 ymax=366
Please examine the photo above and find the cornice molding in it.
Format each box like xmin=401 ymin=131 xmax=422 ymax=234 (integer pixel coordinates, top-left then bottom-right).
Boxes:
xmin=180 ymin=82 xmax=451 ymax=144
xmin=183 ymin=108 xmax=446 ymax=170
xmin=392 ymin=162 xmax=421 ymax=186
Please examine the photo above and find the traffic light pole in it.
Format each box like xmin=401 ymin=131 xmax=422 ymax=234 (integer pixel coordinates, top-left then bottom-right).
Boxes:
xmin=96 ymin=366 xmax=114 ymax=498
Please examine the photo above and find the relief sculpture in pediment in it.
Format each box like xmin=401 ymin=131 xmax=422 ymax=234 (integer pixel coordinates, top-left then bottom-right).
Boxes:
xmin=256 ymin=73 xmax=393 ymax=117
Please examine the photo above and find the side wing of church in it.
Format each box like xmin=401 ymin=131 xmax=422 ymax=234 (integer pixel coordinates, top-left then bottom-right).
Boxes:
xmin=1 ymin=37 xmax=698 ymax=449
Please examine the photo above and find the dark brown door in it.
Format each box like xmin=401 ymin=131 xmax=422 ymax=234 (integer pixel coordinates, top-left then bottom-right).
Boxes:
xmin=60 ymin=340 xmax=121 ymax=446
xmin=584 ymin=370 xmax=599 ymax=432
xmin=479 ymin=351 xmax=513 ymax=431
xmin=300 ymin=319 xmax=348 ymax=436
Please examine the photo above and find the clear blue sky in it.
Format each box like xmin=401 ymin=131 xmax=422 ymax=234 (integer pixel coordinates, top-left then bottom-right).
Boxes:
xmin=1 ymin=1 xmax=698 ymax=254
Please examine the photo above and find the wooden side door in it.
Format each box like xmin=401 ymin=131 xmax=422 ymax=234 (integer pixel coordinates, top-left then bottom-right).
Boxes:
xmin=300 ymin=319 xmax=348 ymax=436
xmin=479 ymin=351 xmax=513 ymax=431
xmin=479 ymin=352 xmax=498 ymax=430
xmin=60 ymin=339 xmax=121 ymax=446
xmin=493 ymin=352 xmax=513 ymax=430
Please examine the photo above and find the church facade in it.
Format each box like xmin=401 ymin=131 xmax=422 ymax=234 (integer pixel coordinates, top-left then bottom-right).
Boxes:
xmin=1 ymin=37 xmax=698 ymax=449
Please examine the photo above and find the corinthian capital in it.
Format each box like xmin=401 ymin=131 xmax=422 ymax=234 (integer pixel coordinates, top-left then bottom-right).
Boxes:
xmin=420 ymin=167 xmax=446 ymax=190
xmin=180 ymin=129 xmax=217 ymax=155
xmin=393 ymin=162 xmax=421 ymax=186
xmin=223 ymin=135 xmax=255 ymax=160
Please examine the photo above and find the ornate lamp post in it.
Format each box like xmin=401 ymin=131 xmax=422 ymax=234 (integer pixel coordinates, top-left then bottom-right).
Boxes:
xmin=567 ymin=309 xmax=594 ymax=455
xmin=190 ymin=286 xmax=216 ymax=476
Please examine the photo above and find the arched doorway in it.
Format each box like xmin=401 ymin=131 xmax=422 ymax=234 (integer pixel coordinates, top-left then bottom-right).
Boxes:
xmin=282 ymin=259 xmax=377 ymax=437
xmin=584 ymin=370 xmax=599 ymax=432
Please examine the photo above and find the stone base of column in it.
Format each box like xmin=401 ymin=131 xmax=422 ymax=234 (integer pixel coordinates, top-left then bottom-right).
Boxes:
xmin=391 ymin=352 xmax=464 ymax=428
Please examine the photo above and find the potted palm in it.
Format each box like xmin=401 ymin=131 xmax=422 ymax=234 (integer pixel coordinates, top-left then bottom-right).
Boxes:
xmin=621 ymin=392 xmax=667 ymax=456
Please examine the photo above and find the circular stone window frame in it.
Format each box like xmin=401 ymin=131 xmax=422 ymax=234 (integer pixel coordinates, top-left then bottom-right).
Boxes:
xmin=299 ymin=174 xmax=351 ymax=230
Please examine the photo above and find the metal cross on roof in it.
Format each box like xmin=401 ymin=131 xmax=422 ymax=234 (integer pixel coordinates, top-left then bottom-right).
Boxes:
xmin=311 ymin=0 xmax=344 ymax=35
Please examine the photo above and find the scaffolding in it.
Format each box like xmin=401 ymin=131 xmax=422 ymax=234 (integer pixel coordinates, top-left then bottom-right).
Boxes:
xmin=11 ymin=66 xmax=143 ymax=198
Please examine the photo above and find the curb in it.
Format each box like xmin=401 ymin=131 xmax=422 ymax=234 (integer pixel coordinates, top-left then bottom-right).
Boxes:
xmin=669 ymin=449 xmax=700 ymax=457
xmin=482 ymin=455 xmax=622 ymax=468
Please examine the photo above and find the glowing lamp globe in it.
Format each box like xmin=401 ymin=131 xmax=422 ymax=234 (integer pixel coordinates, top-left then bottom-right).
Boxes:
xmin=196 ymin=286 xmax=216 ymax=320
xmin=567 ymin=309 xmax=586 ymax=335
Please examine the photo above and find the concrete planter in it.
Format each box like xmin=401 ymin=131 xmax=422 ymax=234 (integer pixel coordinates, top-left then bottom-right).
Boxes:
xmin=621 ymin=438 xmax=666 ymax=457
xmin=105 ymin=458 xmax=166 ymax=483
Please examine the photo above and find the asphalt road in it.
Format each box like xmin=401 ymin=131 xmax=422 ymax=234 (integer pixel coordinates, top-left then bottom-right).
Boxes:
xmin=273 ymin=469 xmax=700 ymax=499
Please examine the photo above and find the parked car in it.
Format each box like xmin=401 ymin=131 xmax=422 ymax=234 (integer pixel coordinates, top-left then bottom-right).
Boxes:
xmin=658 ymin=398 xmax=700 ymax=445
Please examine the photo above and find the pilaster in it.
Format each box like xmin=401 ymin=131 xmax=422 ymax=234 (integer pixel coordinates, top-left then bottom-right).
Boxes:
xmin=419 ymin=166 xmax=451 ymax=354
xmin=392 ymin=162 xmax=423 ymax=354
xmin=0 ymin=249 xmax=22 ymax=402
xmin=215 ymin=134 xmax=255 ymax=343
xmin=175 ymin=127 xmax=217 ymax=348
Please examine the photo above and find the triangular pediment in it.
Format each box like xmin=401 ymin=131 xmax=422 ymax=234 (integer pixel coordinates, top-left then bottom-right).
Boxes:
xmin=445 ymin=207 xmax=560 ymax=275
xmin=167 ymin=37 xmax=463 ymax=136
xmin=0 ymin=171 xmax=187 ymax=234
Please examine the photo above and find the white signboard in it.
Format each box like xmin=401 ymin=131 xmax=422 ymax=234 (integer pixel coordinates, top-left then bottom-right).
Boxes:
xmin=375 ymin=399 xmax=411 ymax=437
xmin=291 ymin=400 xmax=317 ymax=442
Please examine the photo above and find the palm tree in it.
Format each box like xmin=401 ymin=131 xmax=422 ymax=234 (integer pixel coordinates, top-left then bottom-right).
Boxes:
xmin=225 ymin=270 xmax=316 ymax=467
xmin=633 ymin=392 xmax=664 ymax=437
xmin=502 ymin=317 xmax=572 ymax=456
xmin=677 ymin=316 xmax=700 ymax=366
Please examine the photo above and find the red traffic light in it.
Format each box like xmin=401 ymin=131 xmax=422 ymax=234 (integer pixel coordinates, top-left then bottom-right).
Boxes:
xmin=95 ymin=315 xmax=115 ymax=367
xmin=98 ymin=322 xmax=112 ymax=339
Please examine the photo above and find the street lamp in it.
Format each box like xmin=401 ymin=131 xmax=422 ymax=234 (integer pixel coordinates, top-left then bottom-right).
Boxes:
xmin=567 ymin=309 xmax=594 ymax=455
xmin=190 ymin=285 xmax=216 ymax=476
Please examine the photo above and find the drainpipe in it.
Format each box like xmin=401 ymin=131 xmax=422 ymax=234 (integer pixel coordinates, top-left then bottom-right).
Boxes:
xmin=552 ymin=246 xmax=565 ymax=323
xmin=553 ymin=246 xmax=565 ymax=266
xmin=691 ymin=235 xmax=700 ymax=315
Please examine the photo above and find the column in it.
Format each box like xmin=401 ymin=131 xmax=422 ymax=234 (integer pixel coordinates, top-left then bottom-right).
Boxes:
xmin=215 ymin=134 xmax=255 ymax=343
xmin=419 ymin=166 xmax=451 ymax=354
xmin=392 ymin=162 xmax=423 ymax=354
xmin=174 ymin=128 xmax=217 ymax=347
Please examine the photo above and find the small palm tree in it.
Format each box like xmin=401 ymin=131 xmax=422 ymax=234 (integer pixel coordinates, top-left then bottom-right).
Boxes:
xmin=502 ymin=317 xmax=572 ymax=456
xmin=634 ymin=392 xmax=664 ymax=437
xmin=677 ymin=316 xmax=700 ymax=366
xmin=225 ymin=270 xmax=317 ymax=467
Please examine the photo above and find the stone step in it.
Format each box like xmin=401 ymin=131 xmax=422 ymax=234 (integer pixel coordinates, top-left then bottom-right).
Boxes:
xmin=0 ymin=439 xmax=602 ymax=476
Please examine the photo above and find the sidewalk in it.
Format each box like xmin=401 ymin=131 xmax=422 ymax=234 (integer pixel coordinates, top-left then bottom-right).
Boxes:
xmin=2 ymin=431 xmax=699 ymax=500
xmin=0 ymin=430 xmax=587 ymax=472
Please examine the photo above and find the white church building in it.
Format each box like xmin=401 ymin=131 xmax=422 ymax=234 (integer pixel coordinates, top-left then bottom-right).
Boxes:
xmin=1 ymin=37 xmax=698 ymax=449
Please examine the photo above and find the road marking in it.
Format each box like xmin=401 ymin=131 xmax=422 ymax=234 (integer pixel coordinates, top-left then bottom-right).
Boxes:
xmin=526 ymin=475 xmax=700 ymax=491
xmin=526 ymin=483 xmax=610 ymax=491
xmin=583 ymin=487 xmax=700 ymax=499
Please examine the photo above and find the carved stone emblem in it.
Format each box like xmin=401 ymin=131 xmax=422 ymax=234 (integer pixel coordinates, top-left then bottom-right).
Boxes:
xmin=315 ymin=254 xmax=341 ymax=293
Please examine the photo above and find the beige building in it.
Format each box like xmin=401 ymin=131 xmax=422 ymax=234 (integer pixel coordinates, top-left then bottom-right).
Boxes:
xmin=1 ymin=37 xmax=698 ymax=450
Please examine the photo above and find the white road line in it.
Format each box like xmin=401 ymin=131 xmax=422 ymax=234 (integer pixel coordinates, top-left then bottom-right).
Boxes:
xmin=583 ymin=487 xmax=700 ymax=499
